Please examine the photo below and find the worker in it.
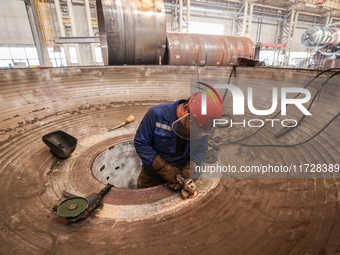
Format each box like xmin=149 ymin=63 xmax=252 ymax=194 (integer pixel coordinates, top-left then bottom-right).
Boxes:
xmin=134 ymin=91 xmax=223 ymax=190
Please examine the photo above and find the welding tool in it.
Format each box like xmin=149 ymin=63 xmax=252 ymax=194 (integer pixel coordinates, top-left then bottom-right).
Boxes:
xmin=53 ymin=184 xmax=113 ymax=222
xmin=176 ymin=174 xmax=198 ymax=199
xmin=108 ymin=115 xmax=135 ymax=132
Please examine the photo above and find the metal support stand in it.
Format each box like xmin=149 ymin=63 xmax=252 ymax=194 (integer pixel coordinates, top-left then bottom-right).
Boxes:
xmin=25 ymin=0 xmax=52 ymax=67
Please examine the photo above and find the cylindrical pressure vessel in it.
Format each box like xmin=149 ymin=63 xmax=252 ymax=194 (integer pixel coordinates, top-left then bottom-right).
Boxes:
xmin=96 ymin=0 xmax=166 ymax=65
xmin=301 ymin=25 xmax=340 ymax=48
xmin=165 ymin=32 xmax=255 ymax=66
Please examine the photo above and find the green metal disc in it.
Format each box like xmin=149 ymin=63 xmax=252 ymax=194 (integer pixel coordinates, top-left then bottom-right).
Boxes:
xmin=57 ymin=197 xmax=88 ymax=218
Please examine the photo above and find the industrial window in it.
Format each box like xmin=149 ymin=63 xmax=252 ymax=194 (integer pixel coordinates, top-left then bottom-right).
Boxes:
xmin=259 ymin=50 xmax=275 ymax=66
xmin=290 ymin=52 xmax=309 ymax=68
xmin=48 ymin=47 xmax=66 ymax=67
xmin=188 ymin=22 xmax=224 ymax=35
xmin=0 ymin=47 xmax=12 ymax=68
xmin=0 ymin=47 xmax=40 ymax=68
xmin=10 ymin=47 xmax=29 ymax=67
xmin=68 ymin=47 xmax=78 ymax=64
xmin=94 ymin=47 xmax=103 ymax=64
xmin=25 ymin=48 xmax=40 ymax=66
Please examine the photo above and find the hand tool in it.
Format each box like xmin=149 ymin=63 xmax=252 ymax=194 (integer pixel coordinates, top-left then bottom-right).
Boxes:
xmin=176 ymin=173 xmax=198 ymax=199
xmin=108 ymin=115 xmax=135 ymax=131
xmin=53 ymin=184 xmax=113 ymax=222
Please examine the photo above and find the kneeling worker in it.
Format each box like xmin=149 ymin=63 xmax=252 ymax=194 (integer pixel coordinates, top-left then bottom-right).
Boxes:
xmin=134 ymin=90 xmax=223 ymax=190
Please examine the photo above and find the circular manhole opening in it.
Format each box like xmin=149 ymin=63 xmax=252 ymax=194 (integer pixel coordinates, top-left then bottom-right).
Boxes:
xmin=92 ymin=140 xmax=142 ymax=189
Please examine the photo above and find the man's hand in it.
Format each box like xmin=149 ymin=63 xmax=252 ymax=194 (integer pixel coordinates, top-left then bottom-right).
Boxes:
xmin=168 ymin=183 xmax=182 ymax=190
xmin=151 ymin=155 xmax=180 ymax=183
xmin=181 ymin=161 xmax=196 ymax=179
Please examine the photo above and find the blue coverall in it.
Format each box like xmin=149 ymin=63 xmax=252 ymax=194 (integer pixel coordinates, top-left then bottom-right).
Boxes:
xmin=134 ymin=100 xmax=208 ymax=182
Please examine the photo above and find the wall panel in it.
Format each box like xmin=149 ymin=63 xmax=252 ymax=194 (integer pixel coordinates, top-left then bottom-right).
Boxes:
xmin=0 ymin=0 xmax=34 ymax=46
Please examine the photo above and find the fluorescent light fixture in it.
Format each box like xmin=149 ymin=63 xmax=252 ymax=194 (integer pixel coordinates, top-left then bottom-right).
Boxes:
xmin=305 ymin=3 xmax=317 ymax=8
xmin=322 ymin=6 xmax=332 ymax=10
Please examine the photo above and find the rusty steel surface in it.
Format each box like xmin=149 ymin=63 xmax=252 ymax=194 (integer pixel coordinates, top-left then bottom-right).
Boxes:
xmin=96 ymin=0 xmax=166 ymax=65
xmin=0 ymin=66 xmax=340 ymax=254
xmin=166 ymin=32 xmax=255 ymax=66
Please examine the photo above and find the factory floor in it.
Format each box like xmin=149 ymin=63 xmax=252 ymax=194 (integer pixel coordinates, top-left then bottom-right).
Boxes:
xmin=0 ymin=66 xmax=339 ymax=255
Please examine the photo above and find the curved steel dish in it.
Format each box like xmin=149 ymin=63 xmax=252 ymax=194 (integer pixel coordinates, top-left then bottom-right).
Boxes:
xmin=96 ymin=0 xmax=166 ymax=65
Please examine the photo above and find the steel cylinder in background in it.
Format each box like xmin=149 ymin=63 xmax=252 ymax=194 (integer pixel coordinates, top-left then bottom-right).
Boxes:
xmin=96 ymin=0 xmax=166 ymax=65
xmin=301 ymin=24 xmax=340 ymax=48
xmin=165 ymin=32 xmax=255 ymax=66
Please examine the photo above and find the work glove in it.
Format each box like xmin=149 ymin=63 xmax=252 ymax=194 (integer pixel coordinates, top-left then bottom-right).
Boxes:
xmin=151 ymin=155 xmax=180 ymax=184
xmin=181 ymin=161 xmax=196 ymax=179
xmin=168 ymin=183 xmax=182 ymax=191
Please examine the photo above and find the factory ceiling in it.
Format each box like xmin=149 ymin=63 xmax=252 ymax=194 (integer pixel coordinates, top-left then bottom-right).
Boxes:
xmin=164 ymin=0 xmax=340 ymax=16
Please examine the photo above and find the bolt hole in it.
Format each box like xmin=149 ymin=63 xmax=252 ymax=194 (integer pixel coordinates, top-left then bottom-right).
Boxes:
xmin=100 ymin=165 xmax=105 ymax=172
xmin=106 ymin=176 xmax=109 ymax=180
xmin=115 ymin=166 xmax=120 ymax=170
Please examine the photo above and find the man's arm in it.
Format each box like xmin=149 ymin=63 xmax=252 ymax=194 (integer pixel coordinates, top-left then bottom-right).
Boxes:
xmin=134 ymin=107 xmax=180 ymax=184
xmin=134 ymin=108 xmax=159 ymax=167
